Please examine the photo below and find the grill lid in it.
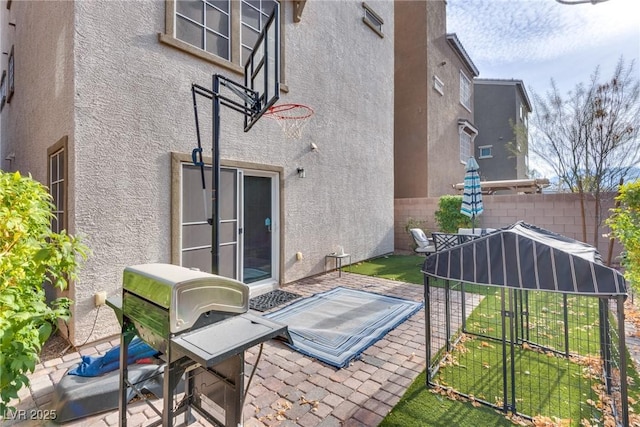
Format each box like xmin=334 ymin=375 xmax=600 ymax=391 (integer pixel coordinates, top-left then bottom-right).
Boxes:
xmin=123 ymin=263 xmax=249 ymax=333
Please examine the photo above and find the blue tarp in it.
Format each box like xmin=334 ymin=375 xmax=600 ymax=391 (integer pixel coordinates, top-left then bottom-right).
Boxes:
xmin=68 ymin=337 xmax=158 ymax=377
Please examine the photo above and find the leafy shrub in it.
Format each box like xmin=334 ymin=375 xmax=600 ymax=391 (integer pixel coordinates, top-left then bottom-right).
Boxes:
xmin=0 ymin=171 xmax=88 ymax=416
xmin=434 ymin=195 xmax=472 ymax=233
xmin=404 ymin=217 xmax=426 ymax=234
xmin=607 ymin=180 xmax=640 ymax=294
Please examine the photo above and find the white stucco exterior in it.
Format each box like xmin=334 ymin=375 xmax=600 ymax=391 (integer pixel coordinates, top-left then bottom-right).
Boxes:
xmin=1 ymin=0 xmax=395 ymax=345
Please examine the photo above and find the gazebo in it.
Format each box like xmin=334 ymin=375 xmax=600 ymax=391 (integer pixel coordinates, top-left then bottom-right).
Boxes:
xmin=422 ymin=222 xmax=629 ymax=425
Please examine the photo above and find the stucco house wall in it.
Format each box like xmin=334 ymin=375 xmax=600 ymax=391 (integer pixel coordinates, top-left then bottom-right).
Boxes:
xmin=474 ymin=79 xmax=531 ymax=181
xmin=0 ymin=1 xmax=75 ymax=185
xmin=394 ymin=0 xmax=428 ymax=199
xmin=1 ymin=0 xmax=395 ymax=345
xmin=395 ymin=0 xmax=477 ymax=198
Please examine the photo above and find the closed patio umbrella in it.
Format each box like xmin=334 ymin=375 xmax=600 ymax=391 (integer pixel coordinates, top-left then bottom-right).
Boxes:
xmin=460 ymin=157 xmax=483 ymax=232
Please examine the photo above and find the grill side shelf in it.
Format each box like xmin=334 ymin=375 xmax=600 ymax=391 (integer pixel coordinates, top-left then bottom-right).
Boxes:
xmin=170 ymin=312 xmax=291 ymax=368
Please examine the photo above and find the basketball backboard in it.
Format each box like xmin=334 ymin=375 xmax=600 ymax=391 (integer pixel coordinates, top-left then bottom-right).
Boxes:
xmin=244 ymin=2 xmax=280 ymax=132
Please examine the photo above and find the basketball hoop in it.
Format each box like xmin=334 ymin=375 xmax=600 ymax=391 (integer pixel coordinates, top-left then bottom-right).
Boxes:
xmin=264 ymin=103 xmax=314 ymax=139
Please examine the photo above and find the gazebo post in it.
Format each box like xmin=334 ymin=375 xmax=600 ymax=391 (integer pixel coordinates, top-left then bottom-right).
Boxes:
xmin=500 ymin=287 xmax=509 ymax=412
xmin=424 ymin=274 xmax=432 ymax=385
xmin=445 ymin=280 xmax=451 ymax=352
xmin=563 ymin=294 xmax=570 ymax=357
xmin=616 ymin=295 xmax=629 ymax=425
xmin=599 ymin=298 xmax=613 ymax=394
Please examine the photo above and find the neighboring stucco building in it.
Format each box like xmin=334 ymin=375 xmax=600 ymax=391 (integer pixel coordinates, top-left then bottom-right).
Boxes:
xmin=394 ymin=0 xmax=478 ymax=198
xmin=473 ymin=79 xmax=532 ymax=181
xmin=0 ymin=0 xmax=395 ymax=345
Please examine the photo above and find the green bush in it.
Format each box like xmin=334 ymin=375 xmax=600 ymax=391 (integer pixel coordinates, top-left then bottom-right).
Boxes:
xmin=607 ymin=180 xmax=640 ymax=294
xmin=434 ymin=195 xmax=472 ymax=233
xmin=0 ymin=171 xmax=88 ymax=416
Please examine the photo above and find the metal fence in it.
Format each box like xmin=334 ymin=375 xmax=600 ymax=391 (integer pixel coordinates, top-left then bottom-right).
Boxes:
xmin=424 ymin=279 xmax=630 ymax=426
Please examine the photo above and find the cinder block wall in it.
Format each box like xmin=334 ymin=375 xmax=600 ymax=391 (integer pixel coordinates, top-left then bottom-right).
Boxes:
xmin=395 ymin=193 xmax=623 ymax=265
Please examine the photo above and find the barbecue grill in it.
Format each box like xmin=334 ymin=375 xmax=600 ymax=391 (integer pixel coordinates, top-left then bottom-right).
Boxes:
xmin=117 ymin=263 xmax=290 ymax=426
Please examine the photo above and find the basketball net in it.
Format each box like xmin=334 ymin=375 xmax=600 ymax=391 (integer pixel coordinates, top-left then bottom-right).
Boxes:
xmin=264 ymin=103 xmax=314 ymax=139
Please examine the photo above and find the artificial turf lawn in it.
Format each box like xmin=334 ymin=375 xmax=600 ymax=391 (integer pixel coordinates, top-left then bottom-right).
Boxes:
xmin=351 ymin=254 xmax=640 ymax=426
xmin=380 ymin=371 xmax=514 ymax=427
xmin=350 ymin=254 xmax=426 ymax=284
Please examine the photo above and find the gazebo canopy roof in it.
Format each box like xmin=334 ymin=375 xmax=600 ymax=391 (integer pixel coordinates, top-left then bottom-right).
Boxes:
xmin=422 ymin=221 xmax=626 ymax=297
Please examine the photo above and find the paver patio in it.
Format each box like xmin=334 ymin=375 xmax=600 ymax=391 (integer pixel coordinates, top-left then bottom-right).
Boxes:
xmin=4 ymin=272 xmax=475 ymax=427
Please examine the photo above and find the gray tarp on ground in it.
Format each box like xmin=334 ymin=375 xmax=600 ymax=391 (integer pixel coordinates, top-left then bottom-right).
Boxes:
xmin=422 ymin=221 xmax=626 ymax=296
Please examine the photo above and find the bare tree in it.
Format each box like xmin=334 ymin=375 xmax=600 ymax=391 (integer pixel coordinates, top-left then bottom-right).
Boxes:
xmin=518 ymin=57 xmax=640 ymax=245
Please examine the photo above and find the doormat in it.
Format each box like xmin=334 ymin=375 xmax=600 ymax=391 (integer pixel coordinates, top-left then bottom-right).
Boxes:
xmin=249 ymin=289 xmax=302 ymax=312
xmin=265 ymin=287 xmax=423 ymax=368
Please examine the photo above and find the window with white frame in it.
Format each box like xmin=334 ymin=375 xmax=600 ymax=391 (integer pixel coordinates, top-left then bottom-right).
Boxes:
xmin=433 ymin=75 xmax=444 ymax=95
xmin=48 ymin=137 xmax=67 ymax=233
xmin=362 ymin=2 xmax=384 ymax=38
xmin=7 ymin=46 xmax=14 ymax=103
xmin=460 ymin=132 xmax=472 ymax=164
xmin=459 ymin=71 xmax=471 ymax=110
xmin=164 ymin=0 xmax=280 ymax=72
xmin=241 ymin=0 xmax=278 ymax=63
xmin=458 ymin=120 xmax=478 ymax=164
xmin=478 ymin=145 xmax=492 ymax=159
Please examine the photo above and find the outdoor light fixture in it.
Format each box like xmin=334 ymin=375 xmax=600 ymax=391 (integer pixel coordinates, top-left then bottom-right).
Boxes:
xmin=297 ymin=167 xmax=306 ymax=178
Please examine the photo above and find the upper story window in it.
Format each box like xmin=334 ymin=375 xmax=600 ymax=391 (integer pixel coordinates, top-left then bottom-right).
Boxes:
xmin=175 ymin=0 xmax=231 ymax=60
xmin=162 ymin=0 xmax=281 ymax=75
xmin=459 ymin=71 xmax=471 ymax=111
xmin=241 ymin=0 xmax=278 ymax=63
xmin=478 ymin=145 xmax=492 ymax=159
xmin=458 ymin=119 xmax=478 ymax=164
xmin=7 ymin=46 xmax=14 ymax=103
xmin=520 ymin=103 xmax=529 ymax=127
xmin=460 ymin=132 xmax=472 ymax=164
xmin=362 ymin=2 xmax=384 ymax=38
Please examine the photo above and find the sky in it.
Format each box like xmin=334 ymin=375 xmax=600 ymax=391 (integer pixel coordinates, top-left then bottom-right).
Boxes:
xmin=446 ymin=0 xmax=640 ymax=177
xmin=446 ymin=0 xmax=640 ymax=101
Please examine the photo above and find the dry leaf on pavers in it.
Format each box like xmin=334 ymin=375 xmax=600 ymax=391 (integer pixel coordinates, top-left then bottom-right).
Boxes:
xmin=259 ymin=398 xmax=293 ymax=422
xmin=299 ymin=396 xmax=319 ymax=410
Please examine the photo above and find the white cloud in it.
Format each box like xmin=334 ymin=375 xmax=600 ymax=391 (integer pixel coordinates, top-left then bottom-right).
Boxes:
xmin=446 ymin=0 xmax=640 ymax=177
xmin=447 ymin=0 xmax=640 ymax=66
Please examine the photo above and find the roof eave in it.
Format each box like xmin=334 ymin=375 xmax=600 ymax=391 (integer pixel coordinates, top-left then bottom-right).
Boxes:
xmin=446 ymin=33 xmax=480 ymax=77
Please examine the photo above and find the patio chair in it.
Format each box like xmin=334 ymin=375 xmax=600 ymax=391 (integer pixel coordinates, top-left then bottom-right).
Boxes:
xmin=409 ymin=228 xmax=436 ymax=256
xmin=432 ymin=232 xmax=476 ymax=252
